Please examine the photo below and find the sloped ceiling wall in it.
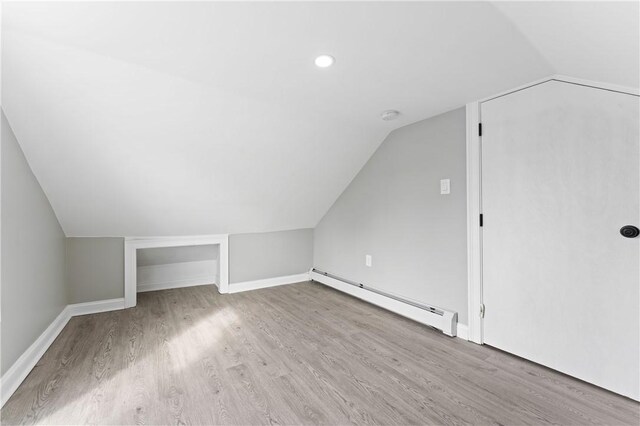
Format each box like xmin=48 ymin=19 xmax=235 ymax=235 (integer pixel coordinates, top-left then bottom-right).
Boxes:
xmin=2 ymin=2 xmax=637 ymax=237
xmin=493 ymin=1 xmax=639 ymax=88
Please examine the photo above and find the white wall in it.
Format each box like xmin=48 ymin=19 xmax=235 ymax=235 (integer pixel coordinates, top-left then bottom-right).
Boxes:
xmin=136 ymin=245 xmax=219 ymax=292
xmin=1 ymin=112 xmax=67 ymax=375
xmin=137 ymin=244 xmax=218 ymax=267
xmin=314 ymin=108 xmax=468 ymax=323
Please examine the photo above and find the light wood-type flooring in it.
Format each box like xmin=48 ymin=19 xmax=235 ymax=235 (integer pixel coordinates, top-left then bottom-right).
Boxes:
xmin=2 ymin=282 xmax=638 ymax=425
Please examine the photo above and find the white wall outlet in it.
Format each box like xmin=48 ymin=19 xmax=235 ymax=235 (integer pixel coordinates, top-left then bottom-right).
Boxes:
xmin=365 ymin=254 xmax=372 ymax=267
xmin=440 ymin=178 xmax=450 ymax=195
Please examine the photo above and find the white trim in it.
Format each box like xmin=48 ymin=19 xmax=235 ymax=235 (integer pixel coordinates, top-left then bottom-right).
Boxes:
xmin=138 ymin=278 xmax=216 ymax=293
xmin=67 ymin=298 xmax=125 ymax=317
xmin=0 ymin=297 xmax=127 ymax=407
xmin=456 ymin=323 xmax=469 ymax=341
xmin=478 ymin=74 xmax=639 ymax=104
xmin=551 ymin=75 xmax=639 ymax=97
xmin=227 ymin=272 xmax=309 ymax=294
xmin=466 ymin=74 xmax=639 ymax=346
xmin=466 ymin=101 xmax=483 ymax=344
xmin=311 ymin=271 xmax=458 ymax=337
xmin=124 ymin=234 xmax=229 ymax=308
xmin=136 ymin=259 xmax=217 ymax=293
xmin=1 ymin=307 xmax=71 ymax=407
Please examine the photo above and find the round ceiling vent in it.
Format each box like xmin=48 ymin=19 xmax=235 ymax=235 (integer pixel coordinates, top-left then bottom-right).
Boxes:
xmin=381 ymin=110 xmax=400 ymax=121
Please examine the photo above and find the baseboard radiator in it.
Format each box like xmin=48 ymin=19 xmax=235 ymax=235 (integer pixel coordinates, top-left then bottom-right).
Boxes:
xmin=310 ymin=268 xmax=458 ymax=337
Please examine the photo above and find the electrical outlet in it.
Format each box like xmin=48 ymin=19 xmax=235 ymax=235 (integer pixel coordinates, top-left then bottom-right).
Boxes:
xmin=365 ymin=255 xmax=372 ymax=267
xmin=440 ymin=178 xmax=450 ymax=195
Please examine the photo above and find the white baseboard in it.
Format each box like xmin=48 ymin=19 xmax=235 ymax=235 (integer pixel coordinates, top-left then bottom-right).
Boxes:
xmin=310 ymin=271 xmax=458 ymax=337
xmin=137 ymin=277 xmax=216 ymax=293
xmin=67 ymin=298 xmax=125 ymax=316
xmin=227 ymin=272 xmax=310 ymax=294
xmin=136 ymin=260 xmax=217 ymax=294
xmin=456 ymin=323 xmax=469 ymax=341
xmin=0 ymin=307 xmax=71 ymax=407
xmin=1 ymin=298 xmax=126 ymax=408
xmin=2 ymin=276 xmax=463 ymax=408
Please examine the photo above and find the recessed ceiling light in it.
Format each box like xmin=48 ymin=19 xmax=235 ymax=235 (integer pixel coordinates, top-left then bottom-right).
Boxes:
xmin=315 ymin=55 xmax=335 ymax=68
xmin=381 ymin=110 xmax=400 ymax=121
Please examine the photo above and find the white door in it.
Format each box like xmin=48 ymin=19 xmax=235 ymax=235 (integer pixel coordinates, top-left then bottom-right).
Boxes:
xmin=481 ymin=80 xmax=639 ymax=400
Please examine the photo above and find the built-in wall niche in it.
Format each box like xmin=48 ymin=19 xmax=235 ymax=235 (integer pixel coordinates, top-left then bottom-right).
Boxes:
xmin=124 ymin=235 xmax=229 ymax=308
xmin=136 ymin=244 xmax=219 ymax=293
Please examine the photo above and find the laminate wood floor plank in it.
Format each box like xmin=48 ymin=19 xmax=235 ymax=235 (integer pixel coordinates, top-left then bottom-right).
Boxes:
xmin=2 ymin=282 xmax=638 ymax=425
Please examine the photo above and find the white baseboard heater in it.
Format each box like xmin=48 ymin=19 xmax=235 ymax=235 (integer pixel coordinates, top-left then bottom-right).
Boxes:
xmin=310 ymin=268 xmax=458 ymax=337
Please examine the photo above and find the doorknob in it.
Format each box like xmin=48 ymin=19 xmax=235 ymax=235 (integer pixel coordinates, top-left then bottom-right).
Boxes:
xmin=620 ymin=225 xmax=640 ymax=238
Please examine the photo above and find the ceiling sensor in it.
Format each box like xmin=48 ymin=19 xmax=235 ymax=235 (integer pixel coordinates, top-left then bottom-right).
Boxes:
xmin=315 ymin=55 xmax=335 ymax=68
xmin=381 ymin=110 xmax=400 ymax=121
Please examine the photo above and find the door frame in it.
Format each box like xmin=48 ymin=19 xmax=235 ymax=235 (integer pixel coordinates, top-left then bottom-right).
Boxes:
xmin=124 ymin=234 xmax=229 ymax=308
xmin=465 ymin=74 xmax=639 ymax=344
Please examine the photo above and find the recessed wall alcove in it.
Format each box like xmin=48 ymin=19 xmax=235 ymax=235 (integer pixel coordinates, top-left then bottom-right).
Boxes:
xmin=124 ymin=235 xmax=229 ymax=308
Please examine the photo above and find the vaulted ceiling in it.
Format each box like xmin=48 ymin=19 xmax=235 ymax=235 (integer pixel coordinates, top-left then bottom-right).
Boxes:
xmin=2 ymin=1 xmax=637 ymax=236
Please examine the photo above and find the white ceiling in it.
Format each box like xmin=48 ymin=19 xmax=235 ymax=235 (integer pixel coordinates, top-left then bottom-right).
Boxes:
xmin=2 ymin=1 xmax=637 ymax=237
xmin=493 ymin=1 xmax=639 ymax=88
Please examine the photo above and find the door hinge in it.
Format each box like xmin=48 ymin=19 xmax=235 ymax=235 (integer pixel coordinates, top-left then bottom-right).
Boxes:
xmin=479 ymin=214 xmax=483 ymax=227
xmin=478 ymin=123 xmax=482 ymax=137
xmin=480 ymin=304 xmax=485 ymax=318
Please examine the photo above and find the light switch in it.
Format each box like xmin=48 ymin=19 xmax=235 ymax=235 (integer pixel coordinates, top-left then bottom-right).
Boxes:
xmin=365 ymin=255 xmax=372 ymax=267
xmin=440 ymin=179 xmax=450 ymax=195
